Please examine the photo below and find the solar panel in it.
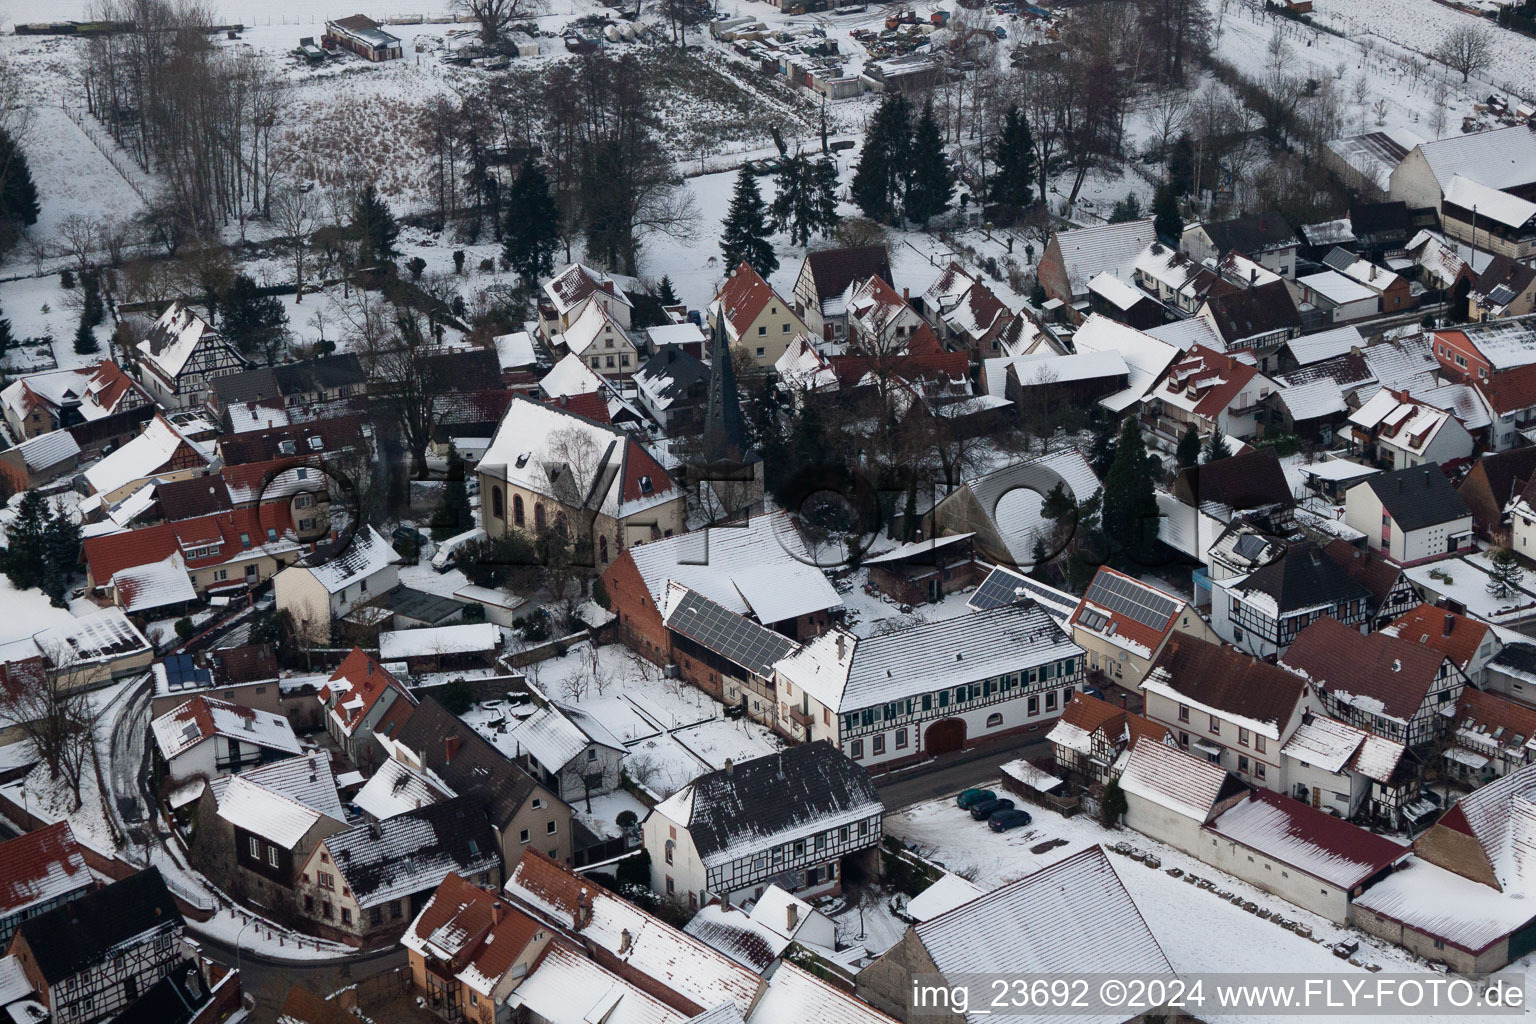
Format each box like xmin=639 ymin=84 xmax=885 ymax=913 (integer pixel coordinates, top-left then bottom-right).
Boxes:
xmin=1084 ymin=572 xmax=1179 ymax=631
xmin=670 ymin=590 xmax=796 ymax=678
xmin=969 ymin=566 xmax=1034 ymax=611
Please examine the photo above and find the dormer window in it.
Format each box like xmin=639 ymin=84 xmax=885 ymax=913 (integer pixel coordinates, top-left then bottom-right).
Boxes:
xmin=278 ymin=440 xmax=296 ymax=455
xmin=638 ymin=475 xmax=653 ymax=495
xmin=309 ymin=436 xmax=324 ymax=450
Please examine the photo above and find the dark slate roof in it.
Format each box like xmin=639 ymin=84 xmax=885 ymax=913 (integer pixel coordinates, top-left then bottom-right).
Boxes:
xmin=1281 ymin=616 xmax=1447 ymax=722
xmin=1472 ymin=255 xmax=1536 ymax=306
xmin=1349 ymin=201 xmax=1412 ymax=240
xmin=805 ymin=246 xmax=894 ymax=302
xmin=212 ymin=366 xmax=282 ymax=406
xmin=1363 ymin=465 xmax=1471 ymax=532
xmin=665 ymin=741 xmax=879 ymax=861
xmin=155 ymin=475 xmax=233 ymax=522
xmin=1238 ymin=541 xmax=1370 ymax=614
xmin=393 ymin=698 xmax=543 ymax=831
xmin=1322 ymin=540 xmax=1411 ymax=606
xmin=1174 ymin=448 xmax=1294 ymax=511
xmin=218 ymin=415 xmax=367 ymax=466
xmin=18 ymin=868 xmax=182 ymax=985
xmin=638 ymin=347 xmax=709 ymax=405
xmin=1203 ymin=281 xmax=1300 ymax=344
xmin=385 ymin=586 xmax=467 ymax=625
xmin=274 ymin=354 xmax=366 ymax=394
xmin=325 ymin=797 xmax=498 ymax=907
xmin=1491 ymin=642 xmax=1536 ymax=679
xmin=109 ymin=963 xmax=211 ymax=1024
xmin=426 ymin=351 xmax=502 ymax=392
xmin=1201 ymin=212 xmax=1296 ymax=255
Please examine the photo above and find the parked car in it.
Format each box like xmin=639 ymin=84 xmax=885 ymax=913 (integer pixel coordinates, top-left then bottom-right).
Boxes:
xmin=969 ymin=797 xmax=1015 ymax=820
xmin=956 ymin=788 xmax=996 ymax=809
xmin=989 ymin=808 xmax=1033 ymax=831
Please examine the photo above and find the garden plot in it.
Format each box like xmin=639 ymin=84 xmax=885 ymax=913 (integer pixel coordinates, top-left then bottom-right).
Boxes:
xmin=889 ymin=793 xmax=1536 ymax=1023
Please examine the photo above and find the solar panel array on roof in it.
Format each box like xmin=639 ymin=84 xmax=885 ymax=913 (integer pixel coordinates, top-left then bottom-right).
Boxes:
xmin=668 ymin=588 xmax=798 ymax=679
xmin=161 ymin=654 xmax=211 ymax=692
xmin=969 ymin=566 xmax=1049 ymax=610
xmin=1084 ymin=573 xmax=1178 ymax=630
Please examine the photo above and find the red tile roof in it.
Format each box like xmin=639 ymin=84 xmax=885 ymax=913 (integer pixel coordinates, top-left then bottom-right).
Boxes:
xmin=827 ymin=348 xmax=970 ymax=388
xmin=545 ymin=392 xmax=610 ymax=424
xmin=1280 ymin=615 xmax=1448 ymax=723
xmin=716 ymin=262 xmax=780 ymax=336
xmin=1149 ymin=635 xmax=1311 ymax=733
xmin=407 ymin=872 xmax=542 ymax=986
xmin=1205 ymin=788 xmax=1408 ymax=888
xmin=324 ymin=647 xmax=414 ymax=734
xmin=1071 ymin=566 xmax=1179 ymax=657
xmin=0 ymin=821 xmax=92 ymax=916
xmin=1387 ymin=603 xmax=1490 ymax=672
xmin=84 ymin=503 xmax=299 ymax=588
xmin=1161 ymin=345 xmax=1264 ymax=418
xmin=620 ymin=439 xmax=675 ymax=505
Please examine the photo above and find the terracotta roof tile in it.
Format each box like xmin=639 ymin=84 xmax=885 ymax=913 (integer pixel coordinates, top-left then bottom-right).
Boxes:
xmin=1386 ymin=603 xmax=1490 ymax=671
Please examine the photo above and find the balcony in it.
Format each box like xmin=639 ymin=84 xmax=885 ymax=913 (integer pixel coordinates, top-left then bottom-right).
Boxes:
xmin=787 ymin=707 xmax=816 ymax=729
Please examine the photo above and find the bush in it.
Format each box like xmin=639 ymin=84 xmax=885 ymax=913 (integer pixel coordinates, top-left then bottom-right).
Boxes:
xmin=591 ymin=574 xmax=610 ymax=609
xmin=406 ymin=256 xmax=427 ymax=281
xmin=440 ymin=677 xmax=474 ymax=714
xmin=478 ymin=258 xmax=495 ymax=273
xmin=174 ymin=617 xmax=195 ymax=639
xmin=59 ymin=269 xmax=75 ymax=289
xmin=1101 ymin=777 xmax=1128 ymax=827
xmin=453 ymin=250 xmax=466 ymax=274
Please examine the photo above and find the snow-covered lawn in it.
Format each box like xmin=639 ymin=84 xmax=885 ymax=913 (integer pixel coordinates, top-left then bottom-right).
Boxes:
xmin=0 ymin=576 xmax=79 ymax=650
xmin=571 ymin=788 xmax=649 ymax=843
xmin=517 ymin=641 xmax=785 ymax=796
xmin=888 ymin=792 xmax=1536 ymax=1023
xmin=837 ymin=568 xmax=980 ymax=639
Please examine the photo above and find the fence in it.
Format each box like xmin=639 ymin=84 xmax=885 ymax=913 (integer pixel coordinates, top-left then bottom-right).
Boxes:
xmin=59 ymin=101 xmax=153 ymax=206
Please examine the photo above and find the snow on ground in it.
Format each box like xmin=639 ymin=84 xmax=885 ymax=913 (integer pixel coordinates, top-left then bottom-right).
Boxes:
xmin=0 ymin=576 xmax=79 ymax=649
xmin=516 ymin=641 xmax=784 ymax=796
xmin=888 ymin=791 xmax=1536 ymax=1023
xmin=837 ymin=568 xmax=980 ymax=639
xmin=833 ymin=897 xmax=908 ymax=957
xmin=0 ymin=274 xmax=107 ymax=376
xmin=571 ymin=788 xmax=649 ymax=842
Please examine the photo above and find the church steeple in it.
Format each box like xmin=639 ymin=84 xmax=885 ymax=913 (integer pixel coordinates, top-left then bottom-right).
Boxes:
xmin=702 ymin=303 xmax=747 ymax=465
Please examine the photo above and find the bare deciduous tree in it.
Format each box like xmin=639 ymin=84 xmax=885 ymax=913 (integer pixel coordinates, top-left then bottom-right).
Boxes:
xmin=455 ymin=0 xmax=547 ymax=44
xmin=0 ymin=650 xmax=101 ymax=812
xmin=1434 ymin=24 xmax=1493 ymax=84
xmin=272 ymin=184 xmax=316 ymax=304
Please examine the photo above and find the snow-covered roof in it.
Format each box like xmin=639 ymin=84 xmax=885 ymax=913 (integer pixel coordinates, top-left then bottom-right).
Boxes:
xmin=1298 ymin=458 xmax=1379 ymax=483
xmin=32 ymin=606 xmax=150 ymax=666
xmin=914 ymin=845 xmax=1172 ymax=1024
xmin=1144 ymin=317 xmax=1227 ymax=353
xmin=1299 ymin=270 xmax=1376 ymax=306
xmin=966 ymin=564 xmax=1079 ymax=625
xmin=545 ymin=263 xmax=633 ymax=317
xmin=1276 ymin=379 xmax=1347 ymax=422
xmin=1353 ymin=856 xmax=1536 ymax=954
xmin=1280 ymin=715 xmax=1371 ymax=774
xmin=82 ymin=415 xmax=208 ymax=498
xmin=379 ymin=623 xmax=501 ymax=661
xmin=774 ymin=336 xmax=839 ymax=395
xmin=1069 ymin=315 xmax=1180 ymax=412
xmin=1119 ymin=738 xmax=1234 ymax=822
xmin=512 ymin=940 xmax=687 ymax=1024
xmin=746 ymin=962 xmax=896 ymax=1024
xmin=137 ymin=302 xmax=216 ymax=378
xmin=775 ymin=602 xmax=1080 ymax=713
xmin=647 ymin=322 xmax=706 ymax=349
xmin=111 ymin=554 xmax=197 ymax=613
xmin=209 ymin=753 xmax=346 ymax=845
xmin=1285 ymin=326 xmax=1363 ymax=366
xmin=1419 ymin=381 xmax=1492 ymax=431
xmin=352 ymin=756 xmax=454 ymax=820
xmin=1327 ymin=128 xmax=1422 ymax=192
xmin=905 ymin=872 xmax=984 ymax=922
xmin=0 ymin=821 xmax=91 ymax=919
xmin=1416 ymin=126 xmax=1536 ymax=195
xmin=151 ymin=695 xmax=301 ymax=761
xmin=959 ymin=448 xmax=1101 ymax=564
xmin=1206 ymin=789 xmax=1407 ymax=889
xmin=7 ymin=430 xmax=80 ymax=473
xmin=494 ymin=330 xmax=538 ymax=371
xmin=562 ymin=300 xmax=633 ymax=357
xmin=982 ymin=350 xmax=1127 ymax=398
xmin=1051 ymin=221 xmax=1157 ymax=297
xmin=626 ymin=511 xmax=841 ymax=626
xmin=999 ymin=757 xmax=1064 ymax=794
xmin=510 ymin=701 xmax=626 ymax=774
xmin=506 ymin=852 xmax=762 ymax=1013
xmin=294 ymin=525 xmax=398 ymax=594
xmin=1442 ymin=175 xmax=1536 ymax=229
xmin=323 ymin=799 xmax=501 ymax=909
xmin=540 ymin=353 xmax=606 ymax=398
xmin=1086 ymin=271 xmax=1153 ymax=311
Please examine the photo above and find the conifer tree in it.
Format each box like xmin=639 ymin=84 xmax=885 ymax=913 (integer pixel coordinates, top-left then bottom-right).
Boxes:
xmin=771 ymin=155 xmax=842 ymax=247
xmin=720 ymin=166 xmax=777 ymax=277
xmin=1101 ymin=416 xmax=1159 ymax=560
xmin=2 ymin=492 xmax=50 ymax=591
xmin=1176 ymin=424 xmax=1201 ymax=469
xmin=1486 ymin=547 xmax=1526 ymax=599
xmin=73 ymin=318 xmax=99 ymax=356
xmin=1204 ymin=423 xmax=1233 ymax=463
xmin=352 ymin=181 xmax=399 ymax=265
xmin=851 ymin=93 xmax=913 ymax=223
xmin=1153 ymin=183 xmax=1184 ymax=245
xmin=432 ymin=444 xmax=473 ymax=540
xmin=904 ymin=101 xmax=953 ymax=226
xmin=990 ymin=105 xmax=1036 ymax=209
xmin=502 ymin=159 xmax=560 ymax=286
xmin=0 ymin=299 xmax=14 ymax=357
xmin=655 ymin=275 xmax=679 ymax=306
xmin=0 ymin=127 xmax=40 ymax=236
xmin=43 ymin=505 xmax=81 ymax=608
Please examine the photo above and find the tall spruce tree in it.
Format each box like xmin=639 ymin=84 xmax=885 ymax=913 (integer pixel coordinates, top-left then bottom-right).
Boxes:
xmin=656 ymin=275 xmax=679 ymax=305
xmin=771 ymin=155 xmax=842 ymax=247
xmin=43 ymin=505 xmax=81 ymax=608
xmin=503 ymin=159 xmax=560 ymax=286
xmin=0 ymin=127 xmax=40 ymax=237
xmin=0 ymin=299 xmax=14 ymax=357
xmin=352 ymin=181 xmax=399 ymax=265
xmin=904 ymin=101 xmax=952 ymax=225
xmin=851 ymin=93 xmax=913 ymax=223
xmin=72 ymin=318 xmax=98 ymax=356
xmin=432 ymin=444 xmax=473 ymax=540
xmin=1176 ymin=423 xmax=1201 ymax=469
xmin=3 ymin=491 xmax=50 ymax=591
xmin=990 ymin=105 xmax=1036 ymax=209
xmin=720 ymin=166 xmax=777 ymax=277
xmin=223 ymin=275 xmax=289 ymax=363
xmin=1153 ymin=183 xmax=1184 ymax=245
xmin=1204 ymin=424 xmax=1233 ymax=463
xmin=1101 ymin=415 xmax=1159 ymax=559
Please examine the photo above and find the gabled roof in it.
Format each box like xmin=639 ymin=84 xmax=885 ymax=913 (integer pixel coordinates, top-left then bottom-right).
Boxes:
xmin=563 ymin=299 xmax=634 ymax=357
xmin=6 ymin=429 xmax=80 ymax=473
xmin=1383 ymin=603 xmax=1490 ymax=671
xmin=155 ymin=474 xmax=234 ymax=521
xmin=218 ymin=415 xmax=366 ymax=466
xmin=322 ymin=648 xmax=414 ymax=736
xmin=1068 ymin=315 xmax=1179 ymax=412
xmin=1280 ymin=615 xmax=1450 ymax=724
xmin=1202 ymin=280 xmax=1300 ymax=345
xmin=293 ymin=525 xmax=398 ymax=595
xmin=635 ymin=347 xmax=708 ymax=412
xmin=1152 ymin=344 xmax=1269 ymax=420
xmin=505 ymin=851 xmax=762 ymax=1014
xmin=540 ymin=353 xmax=606 ymax=398
xmin=1450 ymin=688 xmax=1536 ymax=765
xmin=0 ymin=821 xmax=91 ymax=919
xmin=1119 ymin=737 xmax=1243 ymax=821
xmin=393 ymin=698 xmax=545 ymax=831
xmin=1471 ymin=255 xmax=1536 ymax=315
xmin=1411 ymin=125 xmax=1536 ymax=194
xmin=1070 ymin=567 xmax=1183 ymax=660
xmin=663 ymin=584 xmax=798 ymax=680
xmin=1231 ymin=541 xmax=1370 ymax=617
xmin=514 ymin=939 xmax=689 ymax=1024
xmin=1442 ymin=175 xmax=1536 ymax=230
xmin=402 ymin=872 xmax=544 ymax=996
xmin=1283 ymin=325 xmax=1364 ymax=366
xmin=1197 ymin=212 xmax=1296 ymax=255
xmin=1429 ymin=761 xmax=1536 ymax=893
xmin=1144 ymin=635 xmax=1311 ymax=739
xmin=747 ymin=962 xmax=896 ymax=1024
xmin=804 ymin=246 xmax=893 ymax=306
xmin=1359 ymin=464 xmax=1470 ymax=531
xmin=82 ymin=413 xmax=211 ymax=497
xmin=352 ymin=754 xmax=451 ymax=821
xmin=509 ymin=701 xmax=627 ymax=774
xmin=150 ymin=694 xmax=301 ymax=760
xmin=323 ymin=798 xmax=500 ymax=909
xmin=1173 ymin=447 xmax=1294 ymax=512
xmin=715 ymin=263 xmax=785 ymax=338
xmin=1206 ymin=788 xmax=1408 ymax=888
xmin=16 ymin=868 xmax=180 ymax=985
xmin=1050 ymin=220 xmax=1157 ymax=296
xmin=913 ymin=846 xmax=1172 ymax=1024
xmin=138 ymin=302 xmax=222 ymax=379
xmin=1478 ymin=362 xmax=1536 ymax=416
xmin=652 ymin=742 xmax=880 ymax=866
xmin=546 ymin=264 xmax=633 ymax=317
xmin=208 ymin=753 xmax=346 ymax=836
xmin=623 ymin=511 xmax=841 ymax=626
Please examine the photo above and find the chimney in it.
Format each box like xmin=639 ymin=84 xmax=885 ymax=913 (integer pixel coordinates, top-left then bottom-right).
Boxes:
xmin=445 ymin=736 xmax=461 ymax=764
xmin=576 ymin=887 xmax=593 ymax=930
xmin=835 ymin=633 xmax=846 ymax=660
xmin=619 ymin=927 xmax=633 ymax=953
xmin=720 ymin=891 xmax=731 ymax=912
xmin=787 ymin=902 xmax=799 ymax=932
xmin=1444 ymin=613 xmax=1455 ymax=636
xmin=724 ymin=758 xmax=734 ymax=776
xmin=491 ymin=899 xmax=505 ymax=925
xmin=903 ymin=287 xmax=910 ymax=301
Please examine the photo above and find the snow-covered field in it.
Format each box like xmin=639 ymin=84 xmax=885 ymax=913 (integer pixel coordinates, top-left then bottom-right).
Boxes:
xmin=889 ymin=792 xmax=1536 ymax=1023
